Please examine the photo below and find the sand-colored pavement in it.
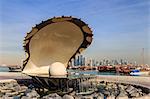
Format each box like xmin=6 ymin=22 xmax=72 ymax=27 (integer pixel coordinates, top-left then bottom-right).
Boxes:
xmin=0 ymin=72 xmax=150 ymax=89
xmin=92 ymin=75 xmax=150 ymax=89
xmin=0 ymin=72 xmax=31 ymax=80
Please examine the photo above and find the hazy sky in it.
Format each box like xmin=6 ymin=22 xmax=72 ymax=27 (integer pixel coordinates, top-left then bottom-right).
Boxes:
xmin=0 ymin=0 xmax=149 ymax=65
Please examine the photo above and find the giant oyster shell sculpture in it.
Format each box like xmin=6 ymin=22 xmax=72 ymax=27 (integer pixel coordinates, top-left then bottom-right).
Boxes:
xmin=22 ymin=16 xmax=93 ymax=76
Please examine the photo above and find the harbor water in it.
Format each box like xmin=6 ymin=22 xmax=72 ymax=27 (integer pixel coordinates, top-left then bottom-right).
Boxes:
xmin=0 ymin=66 xmax=116 ymax=75
xmin=0 ymin=67 xmax=9 ymax=72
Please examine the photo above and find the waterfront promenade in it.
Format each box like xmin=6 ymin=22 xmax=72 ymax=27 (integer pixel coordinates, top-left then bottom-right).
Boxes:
xmin=0 ymin=72 xmax=31 ymax=80
xmin=91 ymin=75 xmax=150 ymax=89
xmin=0 ymin=72 xmax=150 ymax=89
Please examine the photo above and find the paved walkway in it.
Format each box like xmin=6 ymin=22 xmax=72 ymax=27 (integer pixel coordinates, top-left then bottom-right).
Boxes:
xmin=0 ymin=72 xmax=150 ymax=89
xmin=91 ymin=75 xmax=150 ymax=89
xmin=0 ymin=72 xmax=31 ymax=80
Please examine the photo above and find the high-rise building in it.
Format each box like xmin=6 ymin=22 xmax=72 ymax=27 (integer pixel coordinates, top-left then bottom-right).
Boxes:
xmin=82 ymin=57 xmax=85 ymax=66
xmin=79 ymin=55 xmax=83 ymax=66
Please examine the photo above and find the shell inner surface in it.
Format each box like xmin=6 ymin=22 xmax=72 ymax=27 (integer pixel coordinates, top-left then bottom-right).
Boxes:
xmin=23 ymin=21 xmax=83 ymax=75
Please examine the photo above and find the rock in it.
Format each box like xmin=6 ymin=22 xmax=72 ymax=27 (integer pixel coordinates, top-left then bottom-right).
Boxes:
xmin=19 ymin=89 xmax=27 ymax=93
xmin=74 ymin=96 xmax=81 ymax=99
xmin=0 ymin=89 xmax=12 ymax=93
xmin=128 ymin=89 xmax=137 ymax=95
xmin=126 ymin=85 xmax=134 ymax=93
xmin=123 ymin=85 xmax=128 ymax=89
xmin=105 ymin=86 xmax=111 ymax=90
xmin=1 ymin=86 xmax=9 ymax=90
xmin=119 ymin=90 xmax=127 ymax=97
xmin=26 ymin=90 xmax=40 ymax=98
xmin=117 ymin=90 xmax=128 ymax=99
xmin=69 ymin=91 xmax=76 ymax=96
xmin=97 ymin=93 xmax=104 ymax=99
xmin=13 ymin=95 xmax=21 ymax=99
xmin=25 ymin=88 xmax=32 ymax=95
xmin=112 ymin=89 xmax=119 ymax=96
xmin=130 ymin=92 xmax=140 ymax=97
xmin=103 ymin=91 xmax=110 ymax=96
xmin=137 ymin=88 xmax=142 ymax=92
xmin=5 ymin=83 xmax=13 ymax=88
xmin=98 ymin=85 xmax=105 ymax=93
xmin=21 ymin=86 xmax=28 ymax=90
xmin=20 ymin=92 xmax=25 ymax=96
xmin=28 ymin=84 xmax=34 ymax=89
xmin=98 ymin=93 xmax=104 ymax=97
xmin=92 ymin=93 xmax=99 ymax=98
xmin=42 ymin=93 xmax=62 ymax=99
xmin=141 ymin=93 xmax=146 ymax=96
xmin=110 ymin=84 xmax=118 ymax=90
xmin=0 ymin=92 xmax=4 ymax=97
xmin=21 ymin=96 xmax=32 ymax=99
xmin=118 ymin=85 xmax=125 ymax=90
xmin=5 ymin=91 xmax=19 ymax=97
xmin=116 ymin=96 xmax=128 ymax=99
xmin=13 ymin=85 xmax=21 ymax=92
xmin=18 ymin=86 xmax=28 ymax=93
xmin=80 ymin=95 xmax=93 ymax=99
xmin=97 ymin=96 xmax=103 ymax=99
xmin=2 ymin=95 xmax=14 ymax=99
xmin=63 ymin=95 xmax=74 ymax=99
xmin=107 ymin=95 xmax=115 ymax=99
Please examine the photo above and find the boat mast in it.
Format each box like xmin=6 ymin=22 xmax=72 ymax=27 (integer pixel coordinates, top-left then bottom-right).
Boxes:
xmin=142 ymin=48 xmax=144 ymax=66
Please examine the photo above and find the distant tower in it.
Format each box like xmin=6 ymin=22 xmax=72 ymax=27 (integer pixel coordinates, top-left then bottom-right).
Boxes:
xmin=80 ymin=55 xmax=83 ymax=66
xmin=134 ymin=61 xmax=137 ymax=66
xmin=71 ymin=59 xmax=74 ymax=67
xmin=74 ymin=55 xmax=78 ymax=66
xmin=77 ymin=55 xmax=80 ymax=66
xmin=82 ymin=57 xmax=85 ymax=66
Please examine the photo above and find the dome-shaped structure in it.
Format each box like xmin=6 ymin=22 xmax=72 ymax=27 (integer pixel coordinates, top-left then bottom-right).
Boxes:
xmin=22 ymin=16 xmax=93 ymax=76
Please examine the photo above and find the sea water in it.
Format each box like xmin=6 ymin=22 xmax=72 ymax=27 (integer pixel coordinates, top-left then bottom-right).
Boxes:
xmin=68 ymin=70 xmax=117 ymax=75
xmin=0 ymin=67 xmax=116 ymax=75
xmin=0 ymin=67 xmax=10 ymax=72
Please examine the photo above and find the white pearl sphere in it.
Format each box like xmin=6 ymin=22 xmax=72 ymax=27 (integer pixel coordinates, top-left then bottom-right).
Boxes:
xmin=49 ymin=62 xmax=67 ymax=76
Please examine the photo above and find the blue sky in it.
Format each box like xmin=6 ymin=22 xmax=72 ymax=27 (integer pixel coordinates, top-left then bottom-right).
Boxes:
xmin=0 ymin=0 xmax=149 ymax=65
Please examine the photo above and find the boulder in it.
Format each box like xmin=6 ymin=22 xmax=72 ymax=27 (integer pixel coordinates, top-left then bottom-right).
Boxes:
xmin=97 ymin=96 xmax=103 ymax=99
xmin=118 ymin=85 xmax=125 ymax=90
xmin=26 ymin=90 xmax=40 ymax=98
xmin=2 ymin=95 xmax=14 ymax=99
xmin=25 ymin=88 xmax=32 ymax=95
xmin=63 ymin=95 xmax=74 ymax=99
xmin=119 ymin=90 xmax=127 ymax=97
xmin=5 ymin=92 xmax=19 ymax=97
xmin=130 ymin=92 xmax=140 ymax=97
xmin=128 ymin=89 xmax=137 ymax=95
xmin=0 ymin=89 xmax=12 ymax=93
xmin=80 ymin=95 xmax=93 ymax=99
xmin=126 ymin=85 xmax=134 ymax=93
xmin=107 ymin=95 xmax=115 ymax=99
xmin=103 ymin=91 xmax=110 ymax=96
xmin=116 ymin=96 xmax=128 ymax=99
xmin=92 ymin=93 xmax=99 ymax=98
xmin=21 ymin=96 xmax=32 ymax=99
xmin=69 ymin=91 xmax=76 ymax=96
xmin=42 ymin=93 xmax=62 ymax=99
xmin=13 ymin=85 xmax=21 ymax=92
xmin=13 ymin=95 xmax=21 ymax=99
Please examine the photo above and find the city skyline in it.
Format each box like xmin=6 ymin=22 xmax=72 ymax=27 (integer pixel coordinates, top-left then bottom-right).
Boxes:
xmin=70 ymin=54 xmax=146 ymax=67
xmin=0 ymin=0 xmax=149 ymax=65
